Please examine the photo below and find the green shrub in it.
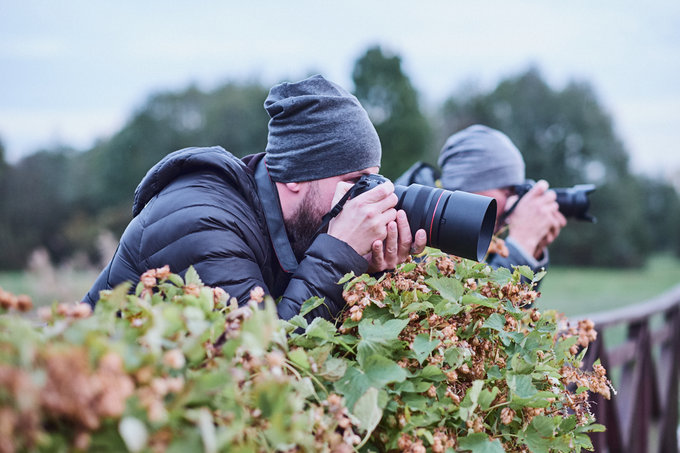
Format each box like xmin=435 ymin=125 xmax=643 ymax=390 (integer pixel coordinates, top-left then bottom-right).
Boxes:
xmin=0 ymin=252 xmax=610 ymax=452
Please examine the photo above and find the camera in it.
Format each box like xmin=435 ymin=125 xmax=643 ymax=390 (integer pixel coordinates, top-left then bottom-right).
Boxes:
xmin=513 ymin=179 xmax=596 ymax=222
xmin=346 ymin=174 xmax=497 ymax=261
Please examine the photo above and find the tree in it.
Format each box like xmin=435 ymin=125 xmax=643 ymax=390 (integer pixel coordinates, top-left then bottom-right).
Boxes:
xmin=0 ymin=147 xmax=83 ymax=268
xmin=0 ymin=81 xmax=271 ymax=270
xmin=83 ymin=81 xmax=270 ymax=209
xmin=440 ymin=67 xmax=655 ymax=267
xmin=352 ymin=46 xmax=433 ymax=179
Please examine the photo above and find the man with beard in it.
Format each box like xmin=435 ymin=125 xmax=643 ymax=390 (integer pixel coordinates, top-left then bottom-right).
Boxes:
xmin=83 ymin=75 xmax=427 ymax=322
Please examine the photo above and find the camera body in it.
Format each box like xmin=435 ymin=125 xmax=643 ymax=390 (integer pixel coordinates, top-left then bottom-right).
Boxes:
xmin=346 ymin=174 xmax=497 ymax=261
xmin=513 ymin=179 xmax=596 ymax=222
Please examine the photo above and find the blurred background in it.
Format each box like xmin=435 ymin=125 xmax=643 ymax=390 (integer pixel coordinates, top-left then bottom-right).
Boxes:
xmin=1 ymin=0 xmax=679 ymax=316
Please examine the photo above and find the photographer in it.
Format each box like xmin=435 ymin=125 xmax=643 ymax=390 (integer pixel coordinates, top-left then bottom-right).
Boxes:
xmin=437 ymin=124 xmax=566 ymax=273
xmin=84 ymin=75 xmax=427 ymax=322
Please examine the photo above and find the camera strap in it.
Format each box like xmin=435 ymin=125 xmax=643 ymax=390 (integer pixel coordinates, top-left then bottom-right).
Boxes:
xmin=254 ymin=158 xmax=299 ymax=273
xmin=498 ymin=195 xmax=522 ymax=226
xmin=314 ymin=189 xmax=354 ymax=238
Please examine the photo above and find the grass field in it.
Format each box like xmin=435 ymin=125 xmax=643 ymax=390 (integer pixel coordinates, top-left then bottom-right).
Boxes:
xmin=0 ymin=268 xmax=100 ymax=308
xmin=534 ymin=253 xmax=680 ymax=317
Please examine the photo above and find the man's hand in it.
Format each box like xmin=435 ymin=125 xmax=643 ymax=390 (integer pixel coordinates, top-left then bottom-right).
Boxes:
xmin=506 ymin=180 xmax=567 ymax=259
xmin=366 ymin=210 xmax=427 ymax=273
xmin=327 ymin=181 xmax=426 ymax=272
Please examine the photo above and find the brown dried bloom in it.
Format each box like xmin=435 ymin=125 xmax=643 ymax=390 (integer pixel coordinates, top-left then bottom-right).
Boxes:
xmin=162 ymin=349 xmax=186 ymax=370
xmin=487 ymin=236 xmax=509 ymax=258
xmin=140 ymin=270 xmax=157 ymax=288
xmin=183 ymin=283 xmax=201 ymax=297
xmin=15 ymin=295 xmax=33 ymax=312
xmin=250 ymin=286 xmax=265 ymax=303
xmin=155 ymin=265 xmax=171 ymax=280
xmin=501 ymin=407 xmax=515 ymax=425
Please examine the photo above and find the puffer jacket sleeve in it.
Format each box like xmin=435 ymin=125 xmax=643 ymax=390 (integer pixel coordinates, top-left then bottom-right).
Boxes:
xmin=139 ymin=171 xmax=275 ymax=304
xmin=275 ymin=234 xmax=368 ymax=322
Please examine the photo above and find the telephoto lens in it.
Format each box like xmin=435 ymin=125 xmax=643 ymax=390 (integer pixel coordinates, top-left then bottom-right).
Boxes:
xmin=348 ymin=175 xmax=497 ymax=261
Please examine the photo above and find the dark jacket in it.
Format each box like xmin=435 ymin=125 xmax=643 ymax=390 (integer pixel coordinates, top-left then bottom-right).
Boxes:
xmin=84 ymin=146 xmax=367 ymax=321
xmin=487 ymin=237 xmax=548 ymax=275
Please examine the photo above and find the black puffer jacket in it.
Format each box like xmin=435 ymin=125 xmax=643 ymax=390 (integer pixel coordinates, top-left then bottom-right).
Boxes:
xmin=84 ymin=146 xmax=367 ymax=321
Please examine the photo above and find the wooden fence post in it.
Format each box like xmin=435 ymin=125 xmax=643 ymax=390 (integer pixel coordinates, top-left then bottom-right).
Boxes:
xmin=576 ymin=284 xmax=680 ymax=453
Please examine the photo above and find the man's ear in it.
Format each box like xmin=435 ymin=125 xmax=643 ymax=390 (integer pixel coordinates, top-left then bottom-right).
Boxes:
xmin=276 ymin=181 xmax=309 ymax=220
xmin=284 ymin=182 xmax=303 ymax=194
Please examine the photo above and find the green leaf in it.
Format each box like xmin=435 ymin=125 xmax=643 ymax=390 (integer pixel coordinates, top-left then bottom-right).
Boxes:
xmin=300 ymin=297 xmax=326 ymax=317
xmin=168 ymin=273 xmax=185 ymax=288
xmin=514 ymin=265 xmax=535 ymax=281
xmin=462 ymin=294 xmax=499 ymax=308
xmin=363 ymin=355 xmax=408 ymax=387
xmin=357 ymin=318 xmax=409 ymax=364
xmin=573 ymin=433 xmax=594 ymax=449
xmin=338 ymin=272 xmax=356 ymax=285
xmin=184 ymin=266 xmax=203 ymax=286
xmin=433 ymin=300 xmax=464 ymax=317
xmin=426 ymin=277 xmax=464 ymax=302
xmin=459 ymin=380 xmax=485 ymax=420
xmin=489 ymin=267 xmax=513 ymax=285
xmin=555 ymin=335 xmax=578 ymax=359
xmin=523 ymin=418 xmax=557 ymax=453
xmin=444 ymin=346 xmax=470 ymax=369
xmin=530 ymin=415 xmax=556 ymax=437
xmin=198 ymin=408 xmax=217 ymax=453
xmin=288 ymin=348 xmax=310 ymax=370
xmin=403 ymin=301 xmax=435 ymax=316
xmin=399 ymin=262 xmax=417 ymax=273
xmin=559 ymin=415 xmax=578 ymax=433
xmin=506 ymin=373 xmax=538 ymax=399
xmin=482 ymin=313 xmax=506 ymax=331
xmin=119 ymin=417 xmax=148 ymax=452
xmin=586 ymin=423 xmax=606 ymax=433
xmin=532 ymin=269 xmax=547 ymax=285
xmin=351 ymin=387 xmax=382 ymax=438
xmin=457 ymin=433 xmax=505 ymax=453
xmin=305 ymin=317 xmax=336 ymax=343
xmin=478 ymin=386 xmax=500 ymax=411
xmin=285 ymin=314 xmax=308 ymax=330
xmin=502 ymin=299 xmax=524 ymax=318
xmin=319 ymin=357 xmax=347 ymax=381
xmin=413 ymin=334 xmax=439 ymax=364
xmin=336 ymin=367 xmax=372 ymax=410
xmin=420 ymin=365 xmax=445 ymax=381
xmin=486 ymin=365 xmax=503 ymax=380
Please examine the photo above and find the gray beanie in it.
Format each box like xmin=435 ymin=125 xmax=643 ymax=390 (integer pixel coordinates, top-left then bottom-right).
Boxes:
xmin=437 ymin=124 xmax=525 ymax=192
xmin=264 ymin=74 xmax=382 ymax=183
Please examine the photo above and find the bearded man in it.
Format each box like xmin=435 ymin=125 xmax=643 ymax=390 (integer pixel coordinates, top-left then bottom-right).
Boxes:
xmin=84 ymin=75 xmax=426 ymax=321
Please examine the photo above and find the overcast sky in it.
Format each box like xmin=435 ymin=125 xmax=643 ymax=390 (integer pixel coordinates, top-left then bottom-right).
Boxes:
xmin=1 ymin=1 xmax=679 ymax=179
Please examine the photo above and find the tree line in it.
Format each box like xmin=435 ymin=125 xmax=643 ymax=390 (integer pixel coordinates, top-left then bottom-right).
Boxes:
xmin=0 ymin=45 xmax=678 ymax=271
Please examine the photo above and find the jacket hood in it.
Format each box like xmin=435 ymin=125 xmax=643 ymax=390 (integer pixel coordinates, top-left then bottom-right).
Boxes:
xmin=133 ymin=146 xmax=255 ymax=216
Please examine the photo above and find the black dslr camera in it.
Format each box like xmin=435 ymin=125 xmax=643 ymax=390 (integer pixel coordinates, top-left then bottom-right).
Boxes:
xmin=346 ymin=174 xmax=497 ymax=261
xmin=513 ymin=179 xmax=597 ymax=222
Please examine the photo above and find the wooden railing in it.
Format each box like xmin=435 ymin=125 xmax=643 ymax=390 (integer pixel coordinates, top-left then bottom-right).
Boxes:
xmin=577 ymin=283 xmax=680 ymax=453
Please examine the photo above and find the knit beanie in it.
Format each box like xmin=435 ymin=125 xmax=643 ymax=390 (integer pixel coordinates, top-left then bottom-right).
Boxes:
xmin=438 ymin=125 xmax=525 ymax=192
xmin=264 ymin=74 xmax=382 ymax=182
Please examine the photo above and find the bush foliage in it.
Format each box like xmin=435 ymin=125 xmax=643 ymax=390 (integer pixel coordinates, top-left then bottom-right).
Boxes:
xmin=0 ymin=252 xmax=611 ymax=452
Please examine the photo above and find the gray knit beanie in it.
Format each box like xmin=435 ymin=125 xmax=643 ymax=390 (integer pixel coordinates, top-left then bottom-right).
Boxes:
xmin=438 ymin=125 xmax=525 ymax=192
xmin=264 ymin=74 xmax=382 ymax=183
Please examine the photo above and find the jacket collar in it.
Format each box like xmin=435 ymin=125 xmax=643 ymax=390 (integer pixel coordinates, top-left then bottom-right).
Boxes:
xmin=253 ymin=156 xmax=299 ymax=274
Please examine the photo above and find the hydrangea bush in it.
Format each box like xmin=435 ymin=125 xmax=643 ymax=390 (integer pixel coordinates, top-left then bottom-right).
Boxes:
xmin=0 ymin=251 xmax=611 ymax=452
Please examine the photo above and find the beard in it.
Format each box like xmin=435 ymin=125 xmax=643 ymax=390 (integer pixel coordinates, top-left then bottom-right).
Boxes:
xmin=284 ymin=183 xmax=328 ymax=262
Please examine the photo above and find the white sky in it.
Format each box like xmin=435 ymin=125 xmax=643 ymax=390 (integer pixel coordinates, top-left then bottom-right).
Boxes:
xmin=1 ymin=1 xmax=679 ymax=180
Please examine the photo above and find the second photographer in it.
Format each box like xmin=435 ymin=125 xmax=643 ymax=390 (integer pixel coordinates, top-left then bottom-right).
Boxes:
xmin=437 ymin=124 xmax=567 ymax=273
